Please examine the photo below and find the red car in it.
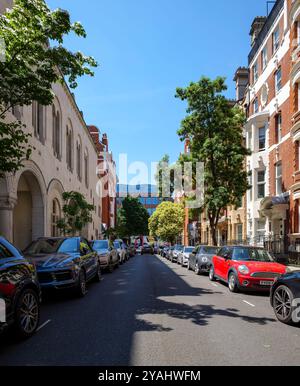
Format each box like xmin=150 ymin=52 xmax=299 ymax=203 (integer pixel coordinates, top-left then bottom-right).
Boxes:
xmin=209 ymin=246 xmax=286 ymax=293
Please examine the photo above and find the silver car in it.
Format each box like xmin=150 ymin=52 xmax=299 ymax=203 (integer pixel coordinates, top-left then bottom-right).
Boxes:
xmin=92 ymin=240 xmax=119 ymax=273
xmin=178 ymin=246 xmax=195 ymax=266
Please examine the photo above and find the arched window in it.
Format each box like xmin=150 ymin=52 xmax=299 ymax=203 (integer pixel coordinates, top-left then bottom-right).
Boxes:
xmin=66 ymin=124 xmax=73 ymax=172
xmin=32 ymin=101 xmax=45 ymax=143
xmin=84 ymin=149 xmax=89 ymax=188
xmin=51 ymin=199 xmax=61 ymax=237
xmin=76 ymin=139 xmax=82 ymax=181
xmin=52 ymin=104 xmax=61 ymax=159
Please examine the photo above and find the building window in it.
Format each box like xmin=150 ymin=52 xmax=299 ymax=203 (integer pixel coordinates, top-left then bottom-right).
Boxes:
xmin=236 ymin=224 xmax=243 ymax=242
xmin=248 ymin=171 xmax=253 ymax=202
xmin=51 ymin=199 xmax=61 ymax=237
xmin=297 ymin=141 xmax=300 ymax=171
xmin=253 ymin=62 xmax=258 ymax=83
xmin=66 ymin=125 xmax=73 ymax=172
xmin=253 ymin=98 xmax=259 ymax=114
xmin=52 ymin=105 xmax=61 ymax=159
xmin=256 ymin=220 xmax=266 ymax=240
xmin=257 ymin=170 xmax=265 ymax=199
xmin=275 ymin=114 xmax=282 ymax=143
xmin=261 ymin=46 xmax=268 ymax=70
xmin=76 ymin=140 xmax=82 ymax=180
xmin=276 ymin=162 xmax=282 ymax=196
xmin=273 ymin=27 xmax=280 ymax=53
xmin=297 ymin=83 xmax=300 ymax=112
xmin=32 ymin=102 xmax=45 ymax=143
xmin=275 ymin=67 xmax=282 ymax=93
xmin=84 ymin=151 xmax=89 ymax=188
xmin=258 ymin=126 xmax=266 ymax=151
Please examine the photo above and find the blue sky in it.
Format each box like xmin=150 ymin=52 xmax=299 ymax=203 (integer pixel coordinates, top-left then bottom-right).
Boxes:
xmin=47 ymin=0 xmax=265 ymax=183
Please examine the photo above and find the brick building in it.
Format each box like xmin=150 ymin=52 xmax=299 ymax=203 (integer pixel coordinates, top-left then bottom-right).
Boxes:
xmin=88 ymin=126 xmax=117 ymax=233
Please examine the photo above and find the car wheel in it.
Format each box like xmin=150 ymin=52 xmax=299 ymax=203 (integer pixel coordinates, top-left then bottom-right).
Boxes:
xmin=108 ymin=260 xmax=114 ymax=273
xmin=195 ymin=262 xmax=201 ymax=276
xmin=14 ymin=288 xmax=40 ymax=339
xmin=228 ymin=272 xmax=239 ymax=293
xmin=94 ymin=262 xmax=102 ymax=282
xmin=76 ymin=269 xmax=87 ymax=297
xmin=273 ymin=285 xmax=295 ymax=325
xmin=209 ymin=265 xmax=216 ymax=281
xmin=187 ymin=260 xmax=191 ymax=271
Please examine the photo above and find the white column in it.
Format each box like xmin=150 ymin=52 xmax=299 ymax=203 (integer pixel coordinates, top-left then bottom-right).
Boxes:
xmin=0 ymin=197 xmax=17 ymax=242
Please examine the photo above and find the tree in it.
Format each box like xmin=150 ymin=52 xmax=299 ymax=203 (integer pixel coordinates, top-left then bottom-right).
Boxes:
xmin=176 ymin=76 xmax=250 ymax=246
xmin=0 ymin=0 xmax=97 ymax=175
xmin=56 ymin=191 xmax=95 ymax=236
xmin=117 ymin=197 xmax=149 ymax=238
xmin=149 ymin=201 xmax=184 ymax=244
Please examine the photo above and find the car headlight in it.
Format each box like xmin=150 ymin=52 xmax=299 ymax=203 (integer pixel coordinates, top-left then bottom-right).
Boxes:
xmin=238 ymin=265 xmax=250 ymax=275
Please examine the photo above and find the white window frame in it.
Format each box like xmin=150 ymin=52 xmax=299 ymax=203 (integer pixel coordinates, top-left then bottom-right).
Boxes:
xmin=258 ymin=126 xmax=266 ymax=151
xmin=273 ymin=27 xmax=280 ymax=53
xmin=253 ymin=62 xmax=258 ymax=83
xmin=261 ymin=46 xmax=268 ymax=70
xmin=253 ymin=98 xmax=259 ymax=114
xmin=276 ymin=113 xmax=282 ymax=143
xmin=275 ymin=67 xmax=282 ymax=93
xmin=257 ymin=170 xmax=266 ymax=199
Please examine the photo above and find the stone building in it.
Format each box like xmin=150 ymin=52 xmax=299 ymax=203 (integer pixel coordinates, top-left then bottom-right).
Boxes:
xmin=0 ymin=1 xmax=102 ymax=249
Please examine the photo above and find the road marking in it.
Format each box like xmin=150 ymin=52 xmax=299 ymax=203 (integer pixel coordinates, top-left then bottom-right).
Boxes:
xmin=243 ymin=300 xmax=255 ymax=308
xmin=37 ymin=319 xmax=51 ymax=332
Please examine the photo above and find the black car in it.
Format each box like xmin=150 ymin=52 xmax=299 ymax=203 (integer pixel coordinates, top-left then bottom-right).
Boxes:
xmin=188 ymin=245 xmax=219 ymax=274
xmin=141 ymin=244 xmax=154 ymax=255
xmin=24 ymin=237 xmax=101 ymax=297
xmin=0 ymin=237 xmax=41 ymax=338
xmin=270 ymin=270 xmax=300 ymax=325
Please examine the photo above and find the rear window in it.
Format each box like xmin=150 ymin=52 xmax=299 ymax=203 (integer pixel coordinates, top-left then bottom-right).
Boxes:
xmin=184 ymin=247 xmax=195 ymax=253
xmin=93 ymin=240 xmax=109 ymax=250
xmin=201 ymin=246 xmax=218 ymax=254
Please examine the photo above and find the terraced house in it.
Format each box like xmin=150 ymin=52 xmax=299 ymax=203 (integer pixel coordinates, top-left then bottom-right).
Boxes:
xmin=245 ymin=0 xmax=300 ymax=253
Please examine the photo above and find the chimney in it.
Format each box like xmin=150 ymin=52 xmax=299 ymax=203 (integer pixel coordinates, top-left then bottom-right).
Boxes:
xmin=250 ymin=17 xmax=267 ymax=47
xmin=234 ymin=67 xmax=249 ymax=101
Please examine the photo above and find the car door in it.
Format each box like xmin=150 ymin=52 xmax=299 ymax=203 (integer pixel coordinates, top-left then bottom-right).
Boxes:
xmin=80 ymin=238 xmax=97 ymax=279
xmin=214 ymin=247 xmax=227 ymax=278
xmin=219 ymin=247 xmax=233 ymax=280
xmin=190 ymin=247 xmax=199 ymax=269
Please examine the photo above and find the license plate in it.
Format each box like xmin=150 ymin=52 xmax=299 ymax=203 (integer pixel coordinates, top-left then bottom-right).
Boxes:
xmin=260 ymin=280 xmax=273 ymax=286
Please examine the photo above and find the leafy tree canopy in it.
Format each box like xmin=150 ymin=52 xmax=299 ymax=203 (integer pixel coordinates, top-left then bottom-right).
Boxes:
xmin=176 ymin=76 xmax=250 ymax=245
xmin=117 ymin=197 xmax=149 ymax=238
xmin=149 ymin=201 xmax=184 ymax=244
xmin=0 ymin=0 xmax=97 ymax=175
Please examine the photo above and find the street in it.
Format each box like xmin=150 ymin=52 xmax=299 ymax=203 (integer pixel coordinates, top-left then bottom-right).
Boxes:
xmin=0 ymin=254 xmax=299 ymax=366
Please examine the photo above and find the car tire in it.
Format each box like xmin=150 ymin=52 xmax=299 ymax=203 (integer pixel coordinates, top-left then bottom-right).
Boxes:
xmin=195 ymin=262 xmax=201 ymax=276
xmin=108 ymin=260 xmax=114 ymax=273
xmin=228 ymin=272 xmax=239 ymax=293
xmin=209 ymin=265 xmax=216 ymax=281
xmin=76 ymin=269 xmax=87 ymax=297
xmin=94 ymin=262 xmax=102 ymax=282
xmin=14 ymin=288 xmax=40 ymax=339
xmin=272 ymin=285 xmax=296 ymax=325
xmin=187 ymin=260 xmax=192 ymax=271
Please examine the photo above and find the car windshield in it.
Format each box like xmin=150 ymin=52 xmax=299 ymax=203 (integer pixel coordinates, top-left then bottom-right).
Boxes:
xmin=232 ymin=248 xmax=275 ymax=262
xmin=184 ymin=247 xmax=194 ymax=253
xmin=201 ymin=246 xmax=218 ymax=254
xmin=114 ymin=242 xmax=120 ymax=248
xmin=93 ymin=240 xmax=109 ymax=250
xmin=24 ymin=238 xmax=78 ymax=255
xmin=176 ymin=246 xmax=183 ymax=251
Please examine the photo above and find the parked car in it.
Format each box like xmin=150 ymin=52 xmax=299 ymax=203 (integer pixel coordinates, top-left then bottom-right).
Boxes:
xmin=0 ymin=237 xmax=41 ymax=338
xmin=270 ymin=270 xmax=300 ymax=325
xmin=91 ymin=239 xmax=119 ymax=273
xmin=113 ymin=240 xmax=127 ymax=263
xmin=170 ymin=245 xmax=183 ymax=263
xmin=161 ymin=246 xmax=169 ymax=257
xmin=128 ymin=244 xmax=136 ymax=258
xmin=24 ymin=237 xmax=101 ymax=297
xmin=167 ymin=246 xmax=175 ymax=260
xmin=178 ymin=246 xmax=195 ymax=266
xmin=209 ymin=246 xmax=287 ymax=293
xmin=136 ymin=246 xmax=142 ymax=255
xmin=141 ymin=244 xmax=154 ymax=255
xmin=188 ymin=245 xmax=219 ymax=274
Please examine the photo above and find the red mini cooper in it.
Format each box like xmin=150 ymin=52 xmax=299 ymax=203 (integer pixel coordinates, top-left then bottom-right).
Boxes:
xmin=209 ymin=246 xmax=286 ymax=293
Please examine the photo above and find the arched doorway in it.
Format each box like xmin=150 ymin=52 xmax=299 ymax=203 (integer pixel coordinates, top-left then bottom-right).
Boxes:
xmin=13 ymin=171 xmax=45 ymax=250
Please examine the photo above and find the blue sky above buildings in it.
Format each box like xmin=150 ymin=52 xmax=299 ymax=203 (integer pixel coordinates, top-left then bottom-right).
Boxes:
xmin=47 ymin=0 xmax=266 ymax=183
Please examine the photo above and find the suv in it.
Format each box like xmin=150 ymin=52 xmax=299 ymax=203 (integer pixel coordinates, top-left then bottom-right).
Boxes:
xmin=0 ymin=237 xmax=41 ymax=338
xmin=209 ymin=246 xmax=286 ymax=293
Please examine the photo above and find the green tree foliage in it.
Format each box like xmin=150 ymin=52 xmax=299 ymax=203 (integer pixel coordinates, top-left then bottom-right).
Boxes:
xmin=176 ymin=76 xmax=250 ymax=245
xmin=149 ymin=201 xmax=184 ymax=244
xmin=0 ymin=0 xmax=97 ymax=174
xmin=117 ymin=197 xmax=149 ymax=238
xmin=57 ymin=191 xmax=95 ymax=236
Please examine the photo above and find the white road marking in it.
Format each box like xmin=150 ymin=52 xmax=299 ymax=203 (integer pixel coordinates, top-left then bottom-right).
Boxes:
xmin=243 ymin=300 xmax=255 ymax=308
xmin=37 ymin=319 xmax=51 ymax=332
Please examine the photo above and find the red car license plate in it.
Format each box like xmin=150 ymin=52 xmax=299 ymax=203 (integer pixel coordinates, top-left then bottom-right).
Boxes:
xmin=260 ymin=280 xmax=274 ymax=286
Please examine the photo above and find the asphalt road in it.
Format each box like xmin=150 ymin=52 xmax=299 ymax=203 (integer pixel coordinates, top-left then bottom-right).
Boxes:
xmin=1 ymin=254 xmax=300 ymax=366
